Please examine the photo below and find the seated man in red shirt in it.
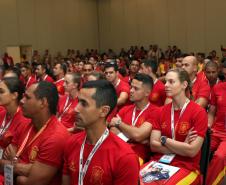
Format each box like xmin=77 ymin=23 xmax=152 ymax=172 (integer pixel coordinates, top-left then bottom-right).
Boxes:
xmin=182 ymin=56 xmax=210 ymax=108
xmin=109 ymin=73 xmax=161 ymax=165
xmin=123 ymin=59 xmax=140 ymax=84
xmin=104 ymin=62 xmax=130 ymax=108
xmin=35 ymin=63 xmax=54 ymax=83
xmin=53 ymin=62 xmax=67 ymax=96
xmin=20 ymin=63 xmax=37 ymax=89
xmin=57 ymin=72 xmax=80 ymax=132
xmin=139 ymin=59 xmax=166 ymax=107
xmin=62 ymin=80 xmax=139 ymax=185
xmin=104 ymin=62 xmax=130 ymax=122
xmin=4 ymin=81 xmax=70 ymax=185
xmin=82 ymin=62 xmax=94 ymax=83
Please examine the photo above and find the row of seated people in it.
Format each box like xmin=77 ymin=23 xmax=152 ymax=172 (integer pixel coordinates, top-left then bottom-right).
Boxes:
xmin=0 ymin=55 xmax=225 ymax=185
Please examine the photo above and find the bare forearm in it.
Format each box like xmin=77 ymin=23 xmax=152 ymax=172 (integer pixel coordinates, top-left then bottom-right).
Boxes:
xmin=208 ymin=114 xmax=215 ymax=128
xmin=117 ymin=98 xmax=127 ymax=106
xmin=150 ymin=140 xmax=172 ymax=154
xmin=165 ymin=138 xmax=202 ymax=157
xmin=119 ymin=123 xmax=151 ymax=142
xmin=14 ymin=163 xmax=32 ymax=176
xmin=196 ymin=98 xmax=208 ymax=108
xmin=16 ymin=176 xmax=28 ymax=185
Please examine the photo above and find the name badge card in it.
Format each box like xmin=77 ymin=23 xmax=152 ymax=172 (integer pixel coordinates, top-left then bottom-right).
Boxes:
xmin=0 ymin=148 xmax=3 ymax=159
xmin=117 ymin=132 xmax=129 ymax=142
xmin=159 ymin=154 xmax=175 ymax=164
xmin=4 ymin=164 xmax=13 ymax=185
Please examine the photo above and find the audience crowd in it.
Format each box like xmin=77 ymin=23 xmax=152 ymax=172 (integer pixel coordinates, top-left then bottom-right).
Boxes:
xmin=0 ymin=44 xmax=225 ymax=185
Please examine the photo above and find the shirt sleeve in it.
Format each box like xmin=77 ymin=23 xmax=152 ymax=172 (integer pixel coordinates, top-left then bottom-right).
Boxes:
xmin=113 ymin=153 xmax=139 ymax=185
xmin=197 ymin=80 xmax=210 ymax=100
xmin=36 ymin=133 xmax=69 ymax=168
xmin=192 ymin=108 xmax=208 ymax=138
xmin=210 ymin=86 xmax=217 ymax=106
xmin=152 ymin=107 xmax=164 ymax=130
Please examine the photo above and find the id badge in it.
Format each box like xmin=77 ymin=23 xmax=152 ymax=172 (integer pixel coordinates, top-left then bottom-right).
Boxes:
xmin=0 ymin=148 xmax=3 ymax=159
xmin=4 ymin=164 xmax=13 ymax=185
xmin=117 ymin=132 xmax=129 ymax=142
xmin=159 ymin=154 xmax=175 ymax=164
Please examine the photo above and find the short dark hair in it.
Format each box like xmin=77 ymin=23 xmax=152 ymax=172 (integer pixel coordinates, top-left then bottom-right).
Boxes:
xmin=37 ymin=63 xmax=47 ymax=71
xmin=55 ymin=62 xmax=67 ymax=74
xmin=133 ymin=73 xmax=153 ymax=90
xmin=88 ymin=72 xmax=106 ymax=80
xmin=2 ymin=77 xmax=25 ymax=102
xmin=67 ymin=72 xmax=81 ymax=88
xmin=104 ymin=61 xmax=118 ymax=71
xmin=34 ymin=81 xmax=59 ymax=115
xmin=82 ymin=80 xmax=117 ymax=116
xmin=204 ymin=61 xmax=218 ymax=70
xmin=143 ymin=59 xmax=158 ymax=74
xmin=21 ymin=63 xmax=31 ymax=70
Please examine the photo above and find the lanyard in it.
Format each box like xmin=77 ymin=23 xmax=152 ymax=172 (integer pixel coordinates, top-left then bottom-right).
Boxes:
xmin=0 ymin=107 xmax=20 ymax=137
xmin=132 ymin=103 xmax=150 ymax=126
xmin=58 ymin=96 xmax=72 ymax=121
xmin=78 ymin=129 xmax=109 ymax=185
xmin=43 ymin=75 xmax=48 ymax=81
xmin=26 ymin=76 xmax=32 ymax=88
xmin=191 ymin=77 xmax=197 ymax=87
xmin=171 ymin=99 xmax=190 ymax=140
xmin=55 ymin=78 xmax=64 ymax=84
xmin=115 ymin=79 xmax=120 ymax=88
xmin=15 ymin=116 xmax=52 ymax=159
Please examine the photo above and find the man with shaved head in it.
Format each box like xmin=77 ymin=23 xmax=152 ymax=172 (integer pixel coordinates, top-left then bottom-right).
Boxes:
xmin=182 ymin=56 xmax=210 ymax=108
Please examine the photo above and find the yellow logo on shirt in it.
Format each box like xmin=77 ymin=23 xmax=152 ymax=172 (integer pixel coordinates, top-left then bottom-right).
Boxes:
xmin=29 ymin=146 xmax=39 ymax=162
xmin=178 ymin=122 xmax=189 ymax=135
xmin=90 ymin=166 xmax=104 ymax=185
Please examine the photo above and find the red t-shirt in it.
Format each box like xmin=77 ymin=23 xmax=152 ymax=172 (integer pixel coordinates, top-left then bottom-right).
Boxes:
xmin=115 ymin=79 xmax=130 ymax=99
xmin=57 ymin=95 xmax=78 ymax=129
xmin=63 ymin=131 xmax=139 ymax=185
xmin=17 ymin=116 xmax=70 ymax=185
xmin=54 ymin=78 xmax=65 ymax=95
xmin=23 ymin=75 xmax=37 ymax=89
xmin=118 ymin=103 xmax=161 ymax=161
xmin=0 ymin=106 xmax=31 ymax=148
xmin=192 ymin=75 xmax=210 ymax=101
xmin=152 ymin=101 xmax=207 ymax=171
xmin=122 ymin=76 xmax=130 ymax=84
xmin=43 ymin=75 xmax=54 ymax=83
xmin=210 ymin=82 xmax=226 ymax=131
xmin=107 ymin=80 xmax=131 ymax=122
xmin=149 ymin=80 xmax=166 ymax=107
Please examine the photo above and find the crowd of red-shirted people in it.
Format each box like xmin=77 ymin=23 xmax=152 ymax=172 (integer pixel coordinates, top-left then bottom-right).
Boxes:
xmin=0 ymin=44 xmax=225 ymax=185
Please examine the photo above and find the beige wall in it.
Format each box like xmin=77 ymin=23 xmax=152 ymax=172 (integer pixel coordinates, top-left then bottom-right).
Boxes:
xmin=0 ymin=0 xmax=99 ymax=55
xmin=1 ymin=0 xmax=226 ymax=56
xmin=98 ymin=0 xmax=226 ymax=55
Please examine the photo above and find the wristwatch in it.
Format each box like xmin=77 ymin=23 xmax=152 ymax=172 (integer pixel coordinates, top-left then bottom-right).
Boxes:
xmin=160 ymin=136 xmax=167 ymax=146
xmin=115 ymin=118 xmax=122 ymax=128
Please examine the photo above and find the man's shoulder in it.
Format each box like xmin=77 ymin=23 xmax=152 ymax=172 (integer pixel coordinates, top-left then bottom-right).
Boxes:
xmin=118 ymin=80 xmax=130 ymax=89
xmin=119 ymin=104 xmax=135 ymax=113
xmin=149 ymin=103 xmax=161 ymax=112
xmin=44 ymin=117 xmax=70 ymax=141
xmin=105 ymin=132 xmax=136 ymax=155
xmin=64 ymin=131 xmax=85 ymax=150
xmin=213 ymin=81 xmax=226 ymax=90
